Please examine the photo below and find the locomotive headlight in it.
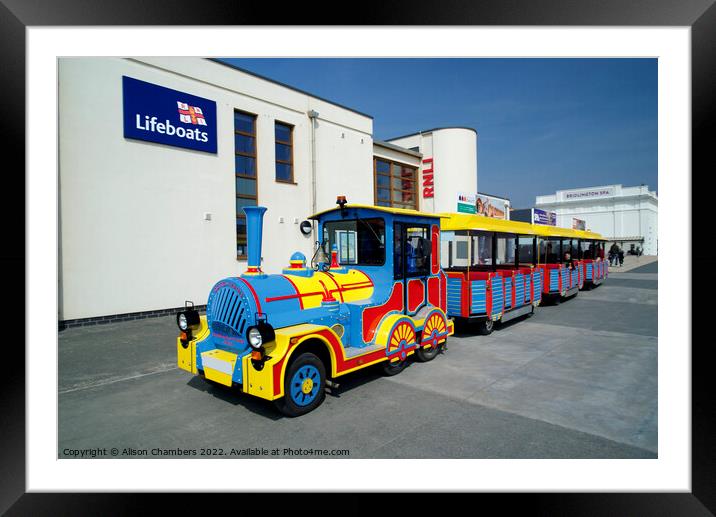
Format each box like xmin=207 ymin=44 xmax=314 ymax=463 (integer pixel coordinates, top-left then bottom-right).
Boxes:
xmin=177 ymin=313 xmax=188 ymax=331
xmin=176 ymin=303 xmax=200 ymax=333
xmin=247 ymin=327 xmax=263 ymax=348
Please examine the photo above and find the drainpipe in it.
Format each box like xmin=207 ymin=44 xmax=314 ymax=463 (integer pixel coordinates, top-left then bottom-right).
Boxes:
xmin=308 ymin=110 xmax=319 ymax=242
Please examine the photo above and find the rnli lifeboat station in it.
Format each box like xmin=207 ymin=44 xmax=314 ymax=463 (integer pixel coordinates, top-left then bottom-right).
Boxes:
xmin=59 ymin=57 xmax=478 ymax=324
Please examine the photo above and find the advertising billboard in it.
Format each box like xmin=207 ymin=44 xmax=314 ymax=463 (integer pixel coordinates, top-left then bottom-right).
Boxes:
xmin=572 ymin=218 xmax=586 ymax=230
xmin=533 ymin=208 xmax=557 ymax=226
xmin=457 ymin=192 xmax=510 ymax=219
xmin=457 ymin=192 xmax=477 ymax=214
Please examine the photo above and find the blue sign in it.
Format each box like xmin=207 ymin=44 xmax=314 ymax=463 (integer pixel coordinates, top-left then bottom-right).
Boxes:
xmin=122 ymin=76 xmax=217 ymax=153
xmin=533 ymin=208 xmax=556 ymax=226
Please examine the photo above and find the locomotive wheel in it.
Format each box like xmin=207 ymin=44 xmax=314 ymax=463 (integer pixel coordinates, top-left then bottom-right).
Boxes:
xmin=416 ymin=342 xmax=442 ymax=362
xmin=382 ymin=357 xmax=408 ymax=376
xmin=274 ymin=353 xmax=326 ymax=417
xmin=478 ymin=318 xmax=494 ymax=335
xmin=417 ymin=311 xmax=448 ymax=362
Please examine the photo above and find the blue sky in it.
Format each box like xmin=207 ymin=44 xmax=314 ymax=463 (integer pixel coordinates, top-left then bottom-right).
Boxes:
xmin=220 ymin=58 xmax=657 ymax=208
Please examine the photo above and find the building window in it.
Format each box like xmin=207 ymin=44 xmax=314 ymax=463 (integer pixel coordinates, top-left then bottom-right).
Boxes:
xmin=235 ymin=110 xmax=258 ymax=259
xmin=374 ymin=158 xmax=418 ymax=210
xmin=275 ymin=121 xmax=294 ymax=183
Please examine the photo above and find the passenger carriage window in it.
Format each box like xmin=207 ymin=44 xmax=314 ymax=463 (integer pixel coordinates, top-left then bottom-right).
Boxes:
xmin=518 ymin=236 xmax=535 ymax=265
xmin=537 ymin=238 xmax=546 ymax=264
xmin=440 ymin=231 xmax=470 ymax=269
xmin=545 ymin=237 xmax=562 ymax=263
xmin=561 ymin=238 xmax=573 ymax=261
xmin=472 ymin=232 xmax=493 ymax=266
xmin=323 ymin=218 xmax=385 ymax=266
xmin=495 ymin=234 xmax=516 ymax=265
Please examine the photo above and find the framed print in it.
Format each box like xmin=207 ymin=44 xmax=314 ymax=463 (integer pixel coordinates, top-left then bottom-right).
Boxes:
xmin=4 ymin=0 xmax=711 ymax=512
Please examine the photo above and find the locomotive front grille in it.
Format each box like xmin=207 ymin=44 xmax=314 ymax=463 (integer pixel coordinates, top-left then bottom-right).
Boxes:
xmin=209 ymin=285 xmax=251 ymax=338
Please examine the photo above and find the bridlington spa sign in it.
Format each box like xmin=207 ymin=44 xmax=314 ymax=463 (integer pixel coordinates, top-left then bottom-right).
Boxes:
xmin=562 ymin=186 xmax=616 ymax=201
xmin=122 ymin=76 xmax=217 ymax=154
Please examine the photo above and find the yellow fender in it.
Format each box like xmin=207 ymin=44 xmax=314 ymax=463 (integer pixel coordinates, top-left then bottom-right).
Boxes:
xmin=176 ymin=315 xmax=209 ymax=374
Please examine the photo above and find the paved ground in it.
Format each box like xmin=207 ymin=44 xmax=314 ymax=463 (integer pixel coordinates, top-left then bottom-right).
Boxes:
xmin=58 ymin=262 xmax=657 ymax=459
xmin=606 ymin=253 xmax=658 ymax=273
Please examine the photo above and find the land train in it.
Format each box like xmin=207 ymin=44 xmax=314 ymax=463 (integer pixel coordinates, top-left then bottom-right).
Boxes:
xmin=176 ymin=200 xmax=606 ymax=416
xmin=176 ymin=201 xmax=454 ymax=416
xmin=440 ymin=213 xmax=607 ymax=334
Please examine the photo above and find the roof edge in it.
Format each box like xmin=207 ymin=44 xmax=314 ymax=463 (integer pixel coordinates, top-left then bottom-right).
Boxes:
xmin=373 ymin=140 xmax=423 ymax=158
xmin=385 ymin=126 xmax=478 ymax=142
xmin=208 ymin=58 xmax=374 ymax=120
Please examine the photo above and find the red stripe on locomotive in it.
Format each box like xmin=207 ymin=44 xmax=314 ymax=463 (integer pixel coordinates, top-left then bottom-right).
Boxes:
xmin=362 ymin=282 xmax=404 ymax=343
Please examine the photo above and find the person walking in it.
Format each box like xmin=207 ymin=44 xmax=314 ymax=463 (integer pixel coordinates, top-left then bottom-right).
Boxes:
xmin=618 ymin=246 xmax=624 ymax=267
xmin=609 ymin=242 xmax=619 ymax=266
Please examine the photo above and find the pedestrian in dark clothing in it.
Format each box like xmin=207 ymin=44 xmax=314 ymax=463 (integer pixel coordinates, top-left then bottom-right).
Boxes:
xmin=609 ymin=243 xmax=619 ymax=266
xmin=618 ymin=248 xmax=624 ymax=267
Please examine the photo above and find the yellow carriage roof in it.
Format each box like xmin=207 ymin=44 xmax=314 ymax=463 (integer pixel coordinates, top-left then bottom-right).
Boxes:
xmin=440 ymin=212 xmax=605 ymax=240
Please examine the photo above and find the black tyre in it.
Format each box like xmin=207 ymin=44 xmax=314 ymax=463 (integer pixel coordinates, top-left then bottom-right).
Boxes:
xmin=382 ymin=358 xmax=408 ymax=376
xmin=416 ymin=342 xmax=442 ymax=362
xmin=274 ymin=353 xmax=326 ymax=417
xmin=478 ymin=318 xmax=494 ymax=335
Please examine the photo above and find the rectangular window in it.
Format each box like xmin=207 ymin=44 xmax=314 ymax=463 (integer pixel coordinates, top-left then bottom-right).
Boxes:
xmin=374 ymin=158 xmax=418 ymax=210
xmin=336 ymin=230 xmax=357 ymax=264
xmin=472 ymin=232 xmax=494 ymax=266
xmin=235 ymin=110 xmax=258 ymax=259
xmin=322 ymin=218 xmax=386 ymax=266
xmin=404 ymin=225 xmax=430 ymax=277
xmin=561 ymin=238 xmax=574 ymax=262
xmin=518 ymin=236 xmax=535 ymax=265
xmin=544 ymin=237 xmax=562 ymax=264
xmin=394 ymin=223 xmax=430 ymax=279
xmin=275 ymin=121 xmax=294 ymax=183
xmin=495 ymin=234 xmax=516 ymax=265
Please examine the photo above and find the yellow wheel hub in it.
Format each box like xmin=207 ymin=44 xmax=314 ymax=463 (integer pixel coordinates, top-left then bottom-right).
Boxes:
xmin=301 ymin=378 xmax=314 ymax=394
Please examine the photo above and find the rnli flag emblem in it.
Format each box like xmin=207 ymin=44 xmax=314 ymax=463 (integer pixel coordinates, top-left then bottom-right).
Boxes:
xmin=177 ymin=102 xmax=207 ymax=125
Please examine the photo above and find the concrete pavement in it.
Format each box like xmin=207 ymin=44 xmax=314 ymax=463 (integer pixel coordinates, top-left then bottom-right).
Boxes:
xmin=59 ymin=262 xmax=657 ymax=459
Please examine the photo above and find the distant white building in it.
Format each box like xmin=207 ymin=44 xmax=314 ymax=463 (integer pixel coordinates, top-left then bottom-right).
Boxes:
xmin=535 ymin=184 xmax=658 ymax=255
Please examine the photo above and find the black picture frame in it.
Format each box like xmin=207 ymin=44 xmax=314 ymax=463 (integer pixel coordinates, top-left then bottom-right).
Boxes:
xmin=3 ymin=0 xmax=709 ymax=512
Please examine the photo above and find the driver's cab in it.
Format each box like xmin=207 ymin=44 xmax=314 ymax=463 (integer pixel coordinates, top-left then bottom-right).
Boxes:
xmin=311 ymin=202 xmax=444 ymax=319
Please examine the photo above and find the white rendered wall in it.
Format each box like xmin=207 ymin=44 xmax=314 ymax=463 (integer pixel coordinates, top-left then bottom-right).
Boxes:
xmin=388 ymin=128 xmax=477 ymax=214
xmin=59 ymin=57 xmax=373 ymax=320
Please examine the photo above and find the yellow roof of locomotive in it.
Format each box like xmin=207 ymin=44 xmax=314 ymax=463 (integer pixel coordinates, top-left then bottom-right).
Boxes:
xmin=309 ymin=204 xmax=444 ymax=220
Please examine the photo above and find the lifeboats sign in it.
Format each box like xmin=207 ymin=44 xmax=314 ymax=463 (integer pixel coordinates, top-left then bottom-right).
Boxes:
xmin=122 ymin=76 xmax=218 ymax=154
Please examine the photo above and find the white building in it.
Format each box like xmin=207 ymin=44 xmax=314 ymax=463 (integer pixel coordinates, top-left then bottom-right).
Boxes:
xmin=535 ymin=184 xmax=658 ymax=255
xmin=386 ymin=127 xmax=478 ymax=214
xmin=58 ymin=57 xmax=480 ymax=322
